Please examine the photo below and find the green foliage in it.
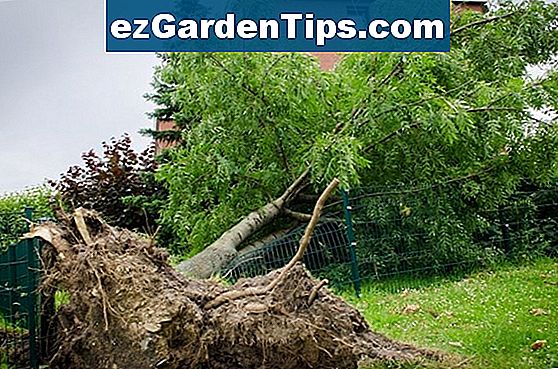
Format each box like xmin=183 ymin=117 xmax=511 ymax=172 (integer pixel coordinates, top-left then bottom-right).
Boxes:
xmin=0 ymin=186 xmax=53 ymax=248
xmin=150 ymin=53 xmax=328 ymax=254
xmin=146 ymin=0 xmax=558 ymax=256
xmin=55 ymin=290 xmax=70 ymax=310
xmin=51 ymin=135 xmax=166 ymax=236
xmin=349 ymin=258 xmax=558 ymax=369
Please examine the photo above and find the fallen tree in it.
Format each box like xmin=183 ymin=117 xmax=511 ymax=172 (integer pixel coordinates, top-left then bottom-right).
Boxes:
xmin=31 ymin=181 xmax=446 ymax=369
xmin=175 ymin=169 xmax=309 ymax=278
xmin=145 ymin=1 xmax=558 ymax=278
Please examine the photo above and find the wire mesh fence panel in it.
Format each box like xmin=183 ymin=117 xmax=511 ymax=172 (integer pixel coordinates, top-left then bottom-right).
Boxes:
xmin=223 ymin=218 xmax=352 ymax=283
xmin=345 ymin=184 xmax=558 ymax=293
xmin=223 ymin=184 xmax=558 ymax=295
xmin=0 ymin=209 xmax=44 ymax=369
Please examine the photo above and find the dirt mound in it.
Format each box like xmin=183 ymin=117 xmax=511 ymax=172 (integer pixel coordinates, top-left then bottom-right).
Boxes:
xmin=31 ymin=208 xmax=443 ymax=369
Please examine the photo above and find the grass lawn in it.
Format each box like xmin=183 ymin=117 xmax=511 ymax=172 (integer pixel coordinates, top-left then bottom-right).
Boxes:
xmin=346 ymin=258 xmax=558 ymax=369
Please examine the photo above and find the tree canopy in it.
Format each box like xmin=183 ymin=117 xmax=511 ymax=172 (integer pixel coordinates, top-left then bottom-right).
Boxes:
xmin=145 ymin=0 xmax=558 ymax=258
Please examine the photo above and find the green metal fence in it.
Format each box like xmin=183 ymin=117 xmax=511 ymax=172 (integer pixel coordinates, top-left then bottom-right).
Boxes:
xmin=222 ymin=185 xmax=558 ymax=296
xmin=0 ymin=208 xmax=49 ymax=369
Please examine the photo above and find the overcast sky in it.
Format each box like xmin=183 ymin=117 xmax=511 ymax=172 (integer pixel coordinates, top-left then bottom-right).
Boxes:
xmin=0 ymin=0 xmax=157 ymax=193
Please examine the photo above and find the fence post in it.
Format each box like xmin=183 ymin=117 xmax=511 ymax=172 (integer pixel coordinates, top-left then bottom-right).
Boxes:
xmin=342 ymin=190 xmax=361 ymax=298
xmin=24 ymin=207 xmax=39 ymax=369
xmin=498 ymin=206 xmax=512 ymax=254
xmin=40 ymin=244 xmax=55 ymax=361
xmin=8 ymin=243 xmax=17 ymax=326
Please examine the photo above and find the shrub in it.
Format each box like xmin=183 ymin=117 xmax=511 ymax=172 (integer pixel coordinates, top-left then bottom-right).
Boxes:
xmin=0 ymin=186 xmax=53 ymax=248
xmin=51 ymin=135 xmax=166 ymax=235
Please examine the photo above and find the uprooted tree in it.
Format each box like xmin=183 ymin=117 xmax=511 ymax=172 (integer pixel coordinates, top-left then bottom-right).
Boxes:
xmin=30 ymin=182 xmax=446 ymax=369
xmin=143 ymin=0 xmax=558 ymax=278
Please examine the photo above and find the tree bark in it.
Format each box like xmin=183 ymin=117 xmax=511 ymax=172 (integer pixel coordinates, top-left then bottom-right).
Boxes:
xmin=175 ymin=169 xmax=309 ymax=278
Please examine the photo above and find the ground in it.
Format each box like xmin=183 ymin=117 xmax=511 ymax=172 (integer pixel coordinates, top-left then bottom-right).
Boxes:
xmin=2 ymin=258 xmax=557 ymax=368
xmin=348 ymin=258 xmax=558 ymax=369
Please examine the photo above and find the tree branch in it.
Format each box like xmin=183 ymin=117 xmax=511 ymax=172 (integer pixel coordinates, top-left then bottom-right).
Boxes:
xmin=207 ymin=54 xmax=262 ymax=100
xmin=351 ymin=79 xmax=478 ymax=134
xmin=297 ymin=193 xmax=320 ymax=202
xmin=279 ymin=168 xmax=311 ymax=203
xmin=275 ymin=178 xmax=339 ymax=275
xmin=467 ymin=107 xmax=522 ymax=113
xmin=451 ymin=12 xmax=515 ymax=35
xmin=365 ymin=122 xmax=421 ymax=153
xmin=333 ymin=56 xmax=408 ymax=136
xmin=377 ymin=57 xmax=406 ymax=88
xmin=283 ymin=208 xmax=313 ymax=222
xmin=175 ymin=168 xmax=310 ymax=278
xmin=325 ymin=168 xmax=494 ymax=211
xmin=308 ymin=279 xmax=329 ymax=305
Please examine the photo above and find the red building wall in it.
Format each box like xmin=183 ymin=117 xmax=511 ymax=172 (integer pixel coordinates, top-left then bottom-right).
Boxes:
xmin=154 ymin=119 xmax=179 ymax=152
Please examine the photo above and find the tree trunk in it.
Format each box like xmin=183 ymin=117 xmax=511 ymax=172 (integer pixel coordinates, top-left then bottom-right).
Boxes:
xmin=175 ymin=169 xmax=309 ymax=278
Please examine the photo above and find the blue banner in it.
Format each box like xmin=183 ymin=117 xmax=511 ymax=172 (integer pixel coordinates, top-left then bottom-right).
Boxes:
xmin=105 ymin=0 xmax=450 ymax=52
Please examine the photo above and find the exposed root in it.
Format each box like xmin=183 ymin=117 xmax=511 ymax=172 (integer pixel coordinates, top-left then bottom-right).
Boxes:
xmin=29 ymin=203 xmax=446 ymax=369
xmin=308 ymin=279 xmax=329 ymax=305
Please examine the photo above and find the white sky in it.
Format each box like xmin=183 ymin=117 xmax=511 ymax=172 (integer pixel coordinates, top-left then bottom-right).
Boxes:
xmin=0 ymin=0 xmax=157 ymax=193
